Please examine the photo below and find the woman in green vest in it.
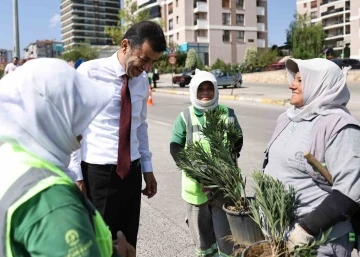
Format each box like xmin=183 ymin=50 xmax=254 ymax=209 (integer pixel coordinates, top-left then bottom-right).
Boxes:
xmin=170 ymin=69 xmax=243 ymax=257
xmin=0 ymin=58 xmax=134 ymax=257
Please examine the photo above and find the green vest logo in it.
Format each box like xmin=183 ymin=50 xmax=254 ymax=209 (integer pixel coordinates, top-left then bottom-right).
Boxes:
xmin=65 ymin=229 xmax=80 ymax=247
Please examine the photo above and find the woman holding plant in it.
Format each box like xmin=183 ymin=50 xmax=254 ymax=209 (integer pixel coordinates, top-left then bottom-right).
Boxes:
xmin=170 ymin=69 xmax=243 ymax=257
xmin=263 ymin=58 xmax=360 ymax=256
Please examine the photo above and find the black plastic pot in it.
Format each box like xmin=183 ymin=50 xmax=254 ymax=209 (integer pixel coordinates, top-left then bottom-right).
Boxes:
xmin=242 ymin=240 xmax=271 ymax=257
xmin=223 ymin=201 xmax=264 ymax=246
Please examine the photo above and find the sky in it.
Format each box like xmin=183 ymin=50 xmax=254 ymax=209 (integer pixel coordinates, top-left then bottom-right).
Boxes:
xmin=0 ymin=0 xmax=296 ymax=57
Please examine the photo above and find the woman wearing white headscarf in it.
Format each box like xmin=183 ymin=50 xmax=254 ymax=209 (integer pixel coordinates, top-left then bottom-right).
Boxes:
xmin=0 ymin=58 xmax=134 ymax=257
xmin=170 ymin=69 xmax=243 ymax=257
xmin=263 ymin=58 xmax=360 ymax=256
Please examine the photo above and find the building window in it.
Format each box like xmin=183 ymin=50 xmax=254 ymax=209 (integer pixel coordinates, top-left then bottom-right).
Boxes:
xmin=248 ymin=39 xmax=254 ymax=42
xmin=311 ymin=1 xmax=317 ymax=8
xmin=177 ymin=32 xmax=179 ymax=40
xmin=222 ymin=0 xmax=230 ymax=8
xmin=303 ymin=3 xmax=307 ymax=8
xmin=168 ymin=3 xmax=173 ymax=14
xmin=169 ymin=19 xmax=173 ymax=30
xmin=176 ymin=16 xmax=179 ymax=24
xmin=169 ymin=35 xmax=173 ymax=43
xmin=176 ymin=0 xmax=178 ymax=7
xmin=222 ymin=13 xmax=230 ymax=25
xmin=223 ymin=30 xmax=230 ymax=42
xmin=236 ymin=0 xmax=244 ymax=8
xmin=236 ymin=14 xmax=244 ymax=26
xmin=311 ymin=11 xmax=317 ymax=19
xmin=237 ymin=31 xmax=245 ymax=40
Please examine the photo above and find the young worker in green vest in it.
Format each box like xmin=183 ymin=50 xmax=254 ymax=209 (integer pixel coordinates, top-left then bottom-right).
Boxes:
xmin=170 ymin=69 xmax=243 ymax=257
xmin=0 ymin=58 xmax=134 ymax=257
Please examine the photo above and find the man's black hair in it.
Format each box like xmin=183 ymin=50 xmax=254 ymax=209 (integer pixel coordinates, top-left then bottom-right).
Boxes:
xmin=122 ymin=21 xmax=166 ymax=53
xmin=14 ymin=57 xmax=19 ymax=60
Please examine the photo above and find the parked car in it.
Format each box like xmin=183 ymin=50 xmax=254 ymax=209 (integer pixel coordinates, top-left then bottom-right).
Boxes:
xmin=172 ymin=71 xmax=195 ymax=87
xmin=331 ymin=58 xmax=360 ymax=69
xmin=211 ymin=70 xmax=243 ymax=88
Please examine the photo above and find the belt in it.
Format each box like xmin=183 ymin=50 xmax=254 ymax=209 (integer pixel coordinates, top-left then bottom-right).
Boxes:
xmin=85 ymin=158 xmax=140 ymax=168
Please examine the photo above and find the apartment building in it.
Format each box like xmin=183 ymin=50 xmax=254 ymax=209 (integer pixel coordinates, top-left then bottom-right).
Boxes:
xmin=0 ymin=49 xmax=13 ymax=63
xmin=23 ymin=40 xmax=64 ymax=59
xmin=60 ymin=0 xmax=120 ymax=50
xmin=135 ymin=0 xmax=268 ymax=65
xmin=297 ymin=0 xmax=360 ymax=58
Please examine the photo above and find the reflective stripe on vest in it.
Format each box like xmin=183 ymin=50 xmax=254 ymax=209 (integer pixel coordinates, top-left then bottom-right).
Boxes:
xmin=0 ymin=145 xmax=113 ymax=257
xmin=179 ymin=105 xmax=235 ymax=205
xmin=0 ymin=168 xmax=64 ymax=257
xmin=182 ymin=105 xmax=235 ymax=146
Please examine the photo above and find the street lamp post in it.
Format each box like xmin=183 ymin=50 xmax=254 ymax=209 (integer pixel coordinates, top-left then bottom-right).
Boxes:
xmin=13 ymin=0 xmax=20 ymax=58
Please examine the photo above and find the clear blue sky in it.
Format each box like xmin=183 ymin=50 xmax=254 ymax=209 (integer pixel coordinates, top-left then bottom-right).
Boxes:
xmin=0 ymin=0 xmax=296 ymax=57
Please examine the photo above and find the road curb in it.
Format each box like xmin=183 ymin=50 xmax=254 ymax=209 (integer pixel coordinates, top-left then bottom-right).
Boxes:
xmin=152 ymin=88 xmax=290 ymax=106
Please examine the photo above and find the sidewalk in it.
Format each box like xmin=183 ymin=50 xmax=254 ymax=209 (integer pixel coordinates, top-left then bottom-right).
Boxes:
xmin=152 ymin=73 xmax=360 ymax=107
xmin=153 ymin=73 xmax=290 ymax=106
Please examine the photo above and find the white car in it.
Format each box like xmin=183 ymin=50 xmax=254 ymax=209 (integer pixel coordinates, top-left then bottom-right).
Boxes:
xmin=211 ymin=70 xmax=243 ymax=89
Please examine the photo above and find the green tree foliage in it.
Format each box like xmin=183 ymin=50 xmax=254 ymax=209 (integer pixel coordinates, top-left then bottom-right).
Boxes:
xmin=178 ymin=108 xmax=246 ymax=211
xmin=289 ymin=13 xmax=325 ymax=59
xmin=240 ymin=47 xmax=277 ymax=73
xmin=104 ymin=0 xmax=151 ymax=46
xmin=185 ymin=49 xmax=197 ymax=70
xmin=60 ymin=44 xmax=98 ymax=62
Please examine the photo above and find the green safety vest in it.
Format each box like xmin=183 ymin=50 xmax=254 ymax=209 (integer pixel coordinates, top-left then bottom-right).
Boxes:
xmin=0 ymin=144 xmax=113 ymax=257
xmin=180 ymin=105 xmax=235 ymax=205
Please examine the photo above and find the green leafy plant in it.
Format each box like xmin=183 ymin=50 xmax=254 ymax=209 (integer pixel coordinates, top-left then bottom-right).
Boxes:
xmin=249 ymin=171 xmax=331 ymax=257
xmin=177 ymin=108 xmax=246 ymax=211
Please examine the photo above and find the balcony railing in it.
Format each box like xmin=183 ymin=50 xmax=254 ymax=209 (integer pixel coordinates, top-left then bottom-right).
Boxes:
xmin=257 ymin=6 xmax=265 ymax=16
xmin=321 ymin=7 xmax=343 ymax=17
xmin=257 ymin=23 xmax=265 ymax=32
xmin=320 ymin=0 xmax=340 ymax=5
xmin=323 ymin=19 xmax=343 ymax=27
xmin=194 ymin=1 xmax=208 ymax=12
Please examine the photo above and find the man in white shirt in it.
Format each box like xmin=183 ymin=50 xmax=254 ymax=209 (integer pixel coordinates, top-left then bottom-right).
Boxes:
xmin=4 ymin=57 xmax=19 ymax=74
xmin=69 ymin=21 xmax=166 ymax=250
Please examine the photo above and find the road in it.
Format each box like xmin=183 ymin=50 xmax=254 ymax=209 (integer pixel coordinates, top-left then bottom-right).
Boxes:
xmin=137 ymin=93 xmax=360 ymax=257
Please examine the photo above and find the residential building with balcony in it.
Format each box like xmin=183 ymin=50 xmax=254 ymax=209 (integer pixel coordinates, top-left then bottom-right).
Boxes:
xmin=23 ymin=40 xmax=65 ymax=59
xmin=297 ymin=0 xmax=360 ymax=58
xmin=60 ymin=0 xmax=120 ymax=50
xmin=134 ymin=0 xmax=268 ymax=65
xmin=0 ymin=49 xmax=13 ymax=63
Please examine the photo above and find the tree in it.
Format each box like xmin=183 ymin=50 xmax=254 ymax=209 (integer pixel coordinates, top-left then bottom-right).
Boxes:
xmin=289 ymin=13 xmax=325 ymax=59
xmin=60 ymin=44 xmax=98 ymax=62
xmin=105 ymin=0 xmax=151 ymax=46
xmin=185 ymin=49 xmax=197 ymax=70
xmin=239 ymin=47 xmax=276 ymax=73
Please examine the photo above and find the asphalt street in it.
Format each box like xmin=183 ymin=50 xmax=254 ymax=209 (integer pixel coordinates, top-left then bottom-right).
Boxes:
xmin=137 ymin=92 xmax=360 ymax=257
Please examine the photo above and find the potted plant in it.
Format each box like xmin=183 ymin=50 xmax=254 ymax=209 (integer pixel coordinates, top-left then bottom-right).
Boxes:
xmin=245 ymin=171 xmax=331 ymax=257
xmin=177 ymin=108 xmax=264 ymax=247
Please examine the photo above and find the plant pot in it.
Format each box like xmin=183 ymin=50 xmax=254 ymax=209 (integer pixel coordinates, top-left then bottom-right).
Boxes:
xmin=242 ymin=240 xmax=272 ymax=257
xmin=223 ymin=201 xmax=264 ymax=246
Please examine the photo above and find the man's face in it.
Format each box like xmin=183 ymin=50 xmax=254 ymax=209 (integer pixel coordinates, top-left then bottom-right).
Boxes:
xmin=123 ymin=40 xmax=163 ymax=78
xmin=13 ymin=58 xmax=18 ymax=65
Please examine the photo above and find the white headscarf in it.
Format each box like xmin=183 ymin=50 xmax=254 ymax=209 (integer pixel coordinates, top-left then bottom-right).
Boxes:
xmin=285 ymin=58 xmax=351 ymax=122
xmin=189 ymin=69 xmax=219 ymax=111
xmin=0 ymin=58 xmax=114 ymax=169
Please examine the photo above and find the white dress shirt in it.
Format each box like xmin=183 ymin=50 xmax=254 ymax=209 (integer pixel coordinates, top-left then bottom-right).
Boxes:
xmin=4 ymin=63 xmax=17 ymax=73
xmin=69 ymin=51 xmax=152 ymax=181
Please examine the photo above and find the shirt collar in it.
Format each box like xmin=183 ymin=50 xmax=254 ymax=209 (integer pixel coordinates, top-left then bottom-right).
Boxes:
xmin=111 ymin=51 xmax=126 ymax=78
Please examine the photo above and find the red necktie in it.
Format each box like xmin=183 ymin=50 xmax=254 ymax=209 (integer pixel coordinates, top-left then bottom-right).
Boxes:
xmin=116 ymin=75 xmax=131 ymax=179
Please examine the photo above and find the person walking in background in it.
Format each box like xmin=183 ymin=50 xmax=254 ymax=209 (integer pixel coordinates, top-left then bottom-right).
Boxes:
xmin=4 ymin=57 xmax=18 ymax=75
xmin=68 ymin=21 xmax=167 ymax=250
xmin=263 ymin=58 xmax=360 ymax=256
xmin=0 ymin=58 xmax=135 ymax=257
xmin=170 ymin=69 xmax=243 ymax=257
